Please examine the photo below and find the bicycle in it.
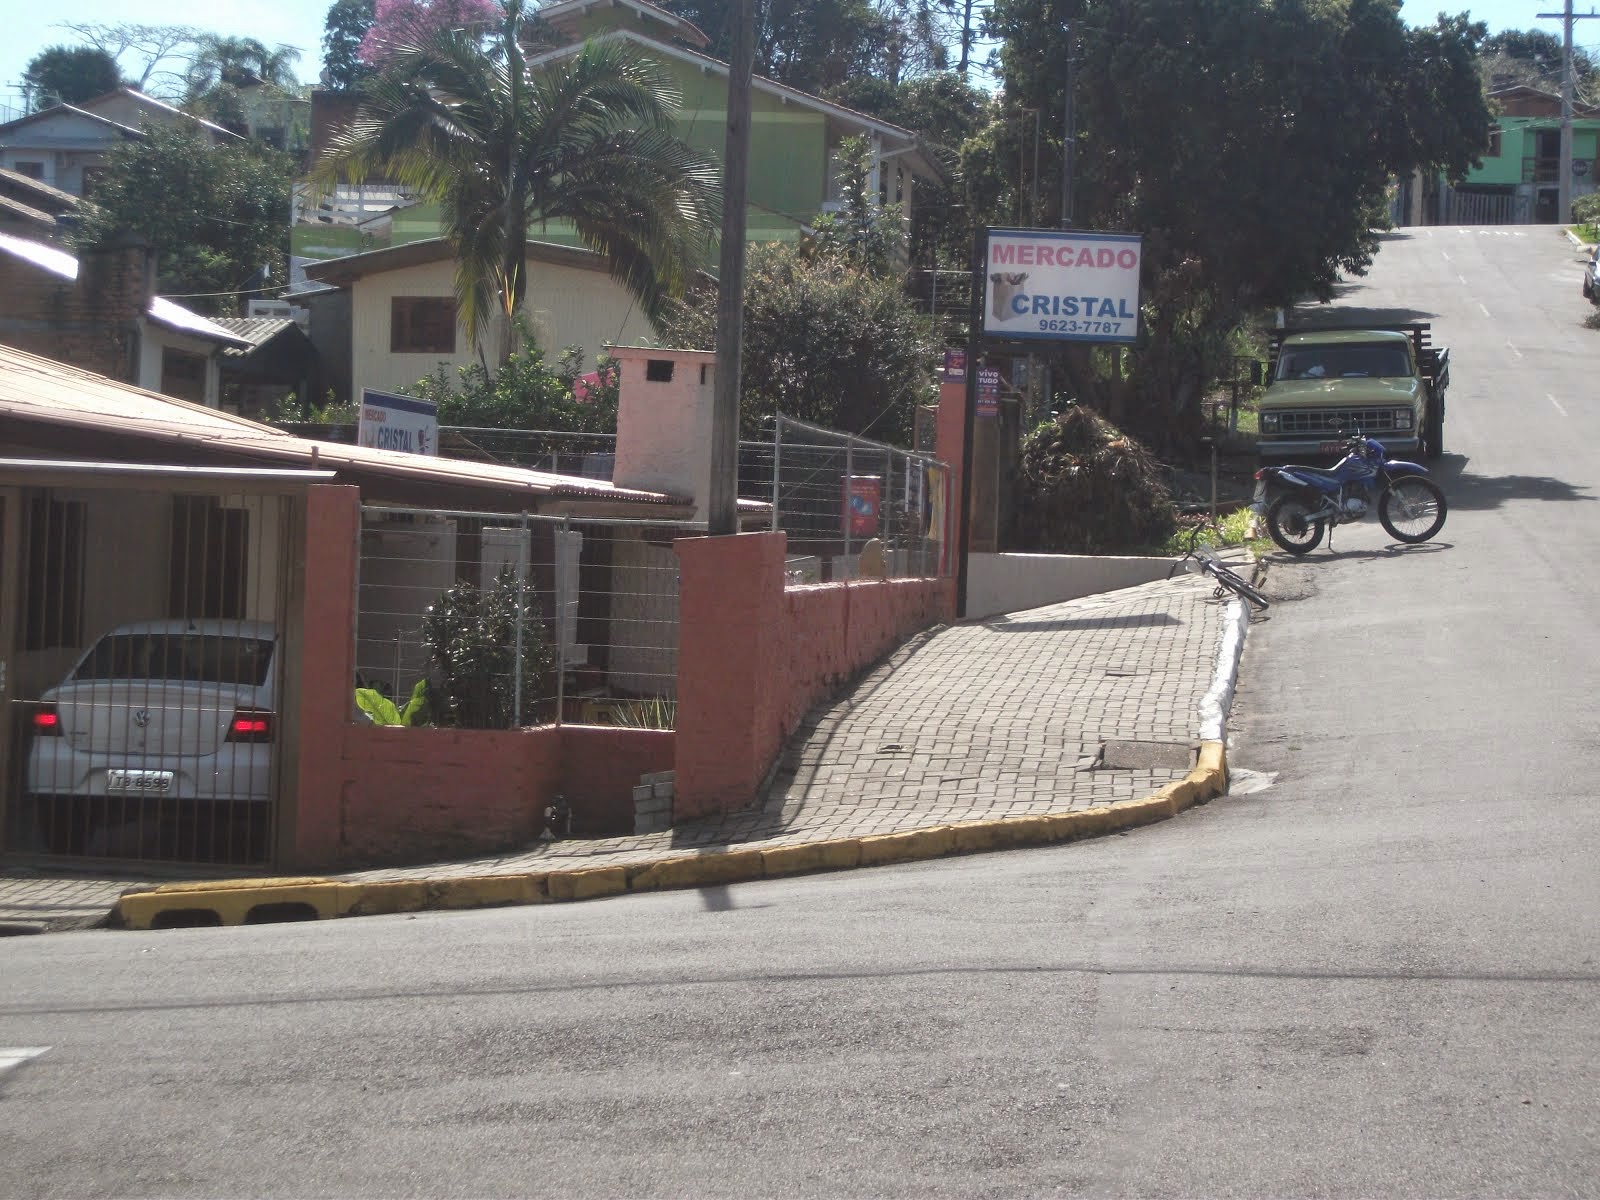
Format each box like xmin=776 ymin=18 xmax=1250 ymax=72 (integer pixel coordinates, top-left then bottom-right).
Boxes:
xmin=1169 ymin=522 xmax=1270 ymax=611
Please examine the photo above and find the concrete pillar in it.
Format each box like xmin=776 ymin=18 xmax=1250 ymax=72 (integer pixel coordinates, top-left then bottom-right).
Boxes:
xmin=672 ymin=530 xmax=787 ymax=819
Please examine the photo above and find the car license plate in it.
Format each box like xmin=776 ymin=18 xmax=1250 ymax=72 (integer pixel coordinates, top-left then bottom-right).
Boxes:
xmin=1318 ymin=440 xmax=1344 ymax=454
xmin=106 ymin=769 xmax=175 ymax=793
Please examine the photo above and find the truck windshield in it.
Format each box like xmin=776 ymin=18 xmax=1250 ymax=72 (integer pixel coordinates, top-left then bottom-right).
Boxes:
xmin=1277 ymin=344 xmax=1411 ymax=381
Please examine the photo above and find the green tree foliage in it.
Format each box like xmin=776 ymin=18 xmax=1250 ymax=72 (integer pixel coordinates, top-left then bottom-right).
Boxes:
xmin=1481 ymin=29 xmax=1598 ymax=101
xmin=23 ymin=46 xmax=123 ymax=109
xmin=323 ymin=0 xmax=378 ymax=90
xmin=55 ymin=22 xmax=203 ymax=97
xmin=406 ymin=331 xmax=620 ymax=431
xmin=805 ymin=136 xmax=904 ymax=274
xmin=421 ymin=567 xmax=555 ymax=729
xmin=660 ymin=242 xmax=938 ymax=442
xmin=317 ymin=1 xmax=720 ymax=363
xmin=185 ymin=36 xmax=301 ymax=94
xmin=74 ymin=124 xmax=292 ymax=316
xmin=978 ymin=0 xmax=1492 ymax=444
xmin=826 ymin=73 xmax=992 ymax=269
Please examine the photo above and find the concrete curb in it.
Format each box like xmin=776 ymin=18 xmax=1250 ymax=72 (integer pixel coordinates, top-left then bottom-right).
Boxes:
xmin=109 ymin=745 xmax=1230 ymax=931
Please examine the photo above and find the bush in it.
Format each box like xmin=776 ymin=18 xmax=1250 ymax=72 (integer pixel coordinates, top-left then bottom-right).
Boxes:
xmin=406 ymin=328 xmax=617 ymax=433
xmin=420 ymin=568 xmax=556 ymax=729
xmin=1007 ymin=407 xmax=1178 ymax=553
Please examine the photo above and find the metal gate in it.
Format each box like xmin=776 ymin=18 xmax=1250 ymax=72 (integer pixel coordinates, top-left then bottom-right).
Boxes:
xmin=1447 ymin=190 xmax=1517 ymax=225
xmin=0 ymin=482 xmax=294 ymax=869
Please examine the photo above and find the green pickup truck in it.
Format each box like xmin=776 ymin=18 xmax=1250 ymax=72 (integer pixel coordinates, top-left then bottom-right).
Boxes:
xmin=1254 ymin=323 xmax=1448 ymax=460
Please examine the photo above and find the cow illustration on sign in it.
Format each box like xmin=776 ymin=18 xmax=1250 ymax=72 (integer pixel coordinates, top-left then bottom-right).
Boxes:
xmin=990 ymin=273 xmax=1028 ymax=321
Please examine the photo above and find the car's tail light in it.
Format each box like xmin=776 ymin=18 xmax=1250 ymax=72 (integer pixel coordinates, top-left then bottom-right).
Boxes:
xmin=226 ymin=709 xmax=273 ymax=743
xmin=31 ymin=704 xmax=61 ymax=736
xmin=1253 ymin=469 xmax=1265 ymax=481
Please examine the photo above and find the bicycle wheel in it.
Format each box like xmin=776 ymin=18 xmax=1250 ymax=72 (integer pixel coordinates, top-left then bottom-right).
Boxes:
xmin=1379 ymin=477 xmax=1447 ymax=543
xmin=1205 ymin=561 xmax=1270 ymax=610
xmin=1265 ymin=495 xmax=1325 ymax=556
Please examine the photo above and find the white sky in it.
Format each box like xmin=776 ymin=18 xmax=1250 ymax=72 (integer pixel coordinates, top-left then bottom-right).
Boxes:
xmin=0 ymin=0 xmax=1593 ymax=121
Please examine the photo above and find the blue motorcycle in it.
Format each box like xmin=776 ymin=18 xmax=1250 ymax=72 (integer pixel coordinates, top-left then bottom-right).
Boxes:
xmin=1253 ymin=432 xmax=1448 ymax=556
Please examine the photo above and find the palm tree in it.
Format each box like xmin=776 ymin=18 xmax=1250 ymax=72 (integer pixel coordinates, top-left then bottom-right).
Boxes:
xmin=316 ymin=0 xmax=721 ymax=363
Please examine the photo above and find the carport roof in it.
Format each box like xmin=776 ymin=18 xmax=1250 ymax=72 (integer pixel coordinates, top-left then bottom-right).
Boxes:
xmin=0 ymin=343 xmax=693 ymax=511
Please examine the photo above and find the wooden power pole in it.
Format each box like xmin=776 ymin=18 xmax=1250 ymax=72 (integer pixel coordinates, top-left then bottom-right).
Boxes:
xmin=708 ymin=0 xmax=755 ymax=536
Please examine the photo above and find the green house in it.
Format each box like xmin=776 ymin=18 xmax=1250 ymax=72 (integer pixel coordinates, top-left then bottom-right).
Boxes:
xmin=1403 ymin=86 xmax=1600 ymax=225
xmin=366 ymin=0 xmax=941 ymax=257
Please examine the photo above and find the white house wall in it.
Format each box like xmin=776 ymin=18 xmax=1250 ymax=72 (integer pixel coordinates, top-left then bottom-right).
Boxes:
xmin=349 ymin=257 xmax=659 ymax=398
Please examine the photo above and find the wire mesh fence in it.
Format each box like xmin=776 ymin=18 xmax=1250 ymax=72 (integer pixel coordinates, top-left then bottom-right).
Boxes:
xmin=737 ymin=416 xmax=954 ymax=583
xmin=355 ymin=508 xmax=687 ymax=731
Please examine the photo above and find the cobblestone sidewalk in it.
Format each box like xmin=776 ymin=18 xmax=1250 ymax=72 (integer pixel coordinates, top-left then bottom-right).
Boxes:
xmin=1 ymin=571 xmax=1241 ymax=929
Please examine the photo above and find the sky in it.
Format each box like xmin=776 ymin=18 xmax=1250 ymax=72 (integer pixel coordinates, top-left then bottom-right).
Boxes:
xmin=1 ymin=0 xmax=1595 ymax=120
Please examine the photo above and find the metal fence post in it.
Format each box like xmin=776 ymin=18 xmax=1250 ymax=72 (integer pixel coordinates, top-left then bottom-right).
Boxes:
xmin=771 ymin=415 xmax=784 ymax=533
xmin=514 ymin=510 xmax=528 ymax=728
xmin=917 ymin=460 xmax=928 ymax=579
xmin=884 ymin=448 xmax=896 ymax=578
xmin=843 ymin=434 xmax=855 ymax=578
xmin=556 ymin=513 xmax=569 ymax=727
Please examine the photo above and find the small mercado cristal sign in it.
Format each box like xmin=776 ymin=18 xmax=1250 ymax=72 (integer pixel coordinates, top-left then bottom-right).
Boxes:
xmin=982 ymin=228 xmax=1142 ymax=345
xmin=359 ymin=388 xmax=439 ymax=456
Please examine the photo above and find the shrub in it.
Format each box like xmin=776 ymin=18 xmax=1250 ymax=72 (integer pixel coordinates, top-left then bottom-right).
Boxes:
xmin=420 ymin=567 xmax=556 ymax=729
xmin=1008 ymin=407 xmax=1178 ymax=553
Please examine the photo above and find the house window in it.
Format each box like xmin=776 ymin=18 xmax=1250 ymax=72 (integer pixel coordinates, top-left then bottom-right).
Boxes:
xmin=169 ymin=496 xmax=249 ymax=621
xmin=1486 ymin=129 xmax=1502 ymax=158
xmin=13 ymin=160 xmax=45 ymax=180
xmin=391 ymin=297 xmax=457 ymax=353
xmin=645 ymin=358 xmax=675 ymax=382
xmin=24 ymin=497 xmax=86 ymax=650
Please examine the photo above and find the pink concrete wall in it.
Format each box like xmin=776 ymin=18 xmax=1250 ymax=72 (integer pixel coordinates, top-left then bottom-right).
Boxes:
xmin=560 ymin=724 xmax=675 ymax=836
xmin=335 ymin=725 xmax=561 ymax=865
xmin=675 ymin=532 xmax=954 ymax=821
xmin=288 ymin=484 xmax=362 ymax=869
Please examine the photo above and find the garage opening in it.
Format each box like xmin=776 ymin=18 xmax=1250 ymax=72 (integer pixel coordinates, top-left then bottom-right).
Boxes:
xmin=1 ymin=484 xmax=295 ymax=869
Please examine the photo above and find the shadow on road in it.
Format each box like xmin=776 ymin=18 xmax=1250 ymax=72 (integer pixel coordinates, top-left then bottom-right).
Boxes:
xmin=1429 ymin=454 xmax=1595 ymax=509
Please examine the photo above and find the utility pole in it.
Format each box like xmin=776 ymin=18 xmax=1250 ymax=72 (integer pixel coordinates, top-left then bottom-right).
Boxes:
xmin=709 ymin=0 xmax=755 ymax=536
xmin=1060 ymin=23 xmax=1075 ymax=229
xmin=1537 ymin=1 xmax=1600 ymax=225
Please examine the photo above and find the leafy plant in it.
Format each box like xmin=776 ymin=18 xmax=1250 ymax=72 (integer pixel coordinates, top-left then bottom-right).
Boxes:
xmin=356 ymin=678 xmax=434 ymax=726
xmin=420 ymin=567 xmax=555 ymax=729
xmin=608 ymin=696 xmax=676 ymax=730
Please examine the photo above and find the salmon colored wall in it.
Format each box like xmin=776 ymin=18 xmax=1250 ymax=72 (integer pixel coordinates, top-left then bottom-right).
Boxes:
xmin=675 ymin=532 xmax=954 ymax=821
xmin=673 ymin=531 xmax=789 ymax=819
xmin=289 ymin=484 xmax=361 ymax=868
xmin=560 ymin=724 xmax=675 ymax=836
xmin=335 ymin=724 xmax=560 ymax=865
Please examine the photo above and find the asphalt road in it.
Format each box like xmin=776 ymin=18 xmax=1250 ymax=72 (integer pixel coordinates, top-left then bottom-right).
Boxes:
xmin=2 ymin=228 xmax=1598 ymax=1199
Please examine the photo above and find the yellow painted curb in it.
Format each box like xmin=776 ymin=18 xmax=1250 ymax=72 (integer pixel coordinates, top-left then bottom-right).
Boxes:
xmin=629 ymin=851 xmax=765 ymax=891
xmin=116 ymin=879 xmax=342 ymax=930
xmin=857 ymin=825 xmax=956 ymax=866
xmin=113 ymin=745 xmax=1232 ymax=930
xmin=759 ymin=839 xmax=862 ymax=876
xmin=432 ymin=873 xmax=548 ymax=909
xmin=547 ymin=866 xmax=628 ymax=902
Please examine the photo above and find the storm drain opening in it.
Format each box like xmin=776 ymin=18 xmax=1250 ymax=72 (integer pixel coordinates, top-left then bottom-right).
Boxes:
xmin=1090 ymin=741 xmax=1198 ymax=771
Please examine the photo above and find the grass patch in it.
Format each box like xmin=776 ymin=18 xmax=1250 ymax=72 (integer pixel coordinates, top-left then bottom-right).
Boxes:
xmin=1163 ymin=505 xmax=1270 ymax=557
xmin=1574 ymin=222 xmax=1599 ymax=244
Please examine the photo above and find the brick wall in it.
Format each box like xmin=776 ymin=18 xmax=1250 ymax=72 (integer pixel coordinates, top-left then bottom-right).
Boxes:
xmin=0 ymin=234 xmax=150 ymax=382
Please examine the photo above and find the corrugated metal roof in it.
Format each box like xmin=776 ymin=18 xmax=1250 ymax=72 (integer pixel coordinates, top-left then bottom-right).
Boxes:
xmin=0 ymin=231 xmax=252 ymax=347
xmin=0 ymin=194 xmax=54 ymax=225
xmin=0 ymin=342 xmax=690 ymax=508
xmin=209 ymin=316 xmax=303 ymax=357
xmin=0 ymin=167 xmax=79 ymax=209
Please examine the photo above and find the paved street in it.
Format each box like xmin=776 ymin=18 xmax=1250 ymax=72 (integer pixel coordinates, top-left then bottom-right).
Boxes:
xmin=3 ymin=228 xmax=1599 ymax=1198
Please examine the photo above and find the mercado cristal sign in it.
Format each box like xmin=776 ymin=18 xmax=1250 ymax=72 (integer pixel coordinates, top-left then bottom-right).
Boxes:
xmin=982 ymin=228 xmax=1142 ymax=345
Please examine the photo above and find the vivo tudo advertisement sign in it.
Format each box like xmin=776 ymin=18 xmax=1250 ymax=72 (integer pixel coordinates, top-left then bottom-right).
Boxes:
xmin=359 ymin=388 xmax=439 ymax=455
xmin=982 ymin=228 xmax=1143 ymax=344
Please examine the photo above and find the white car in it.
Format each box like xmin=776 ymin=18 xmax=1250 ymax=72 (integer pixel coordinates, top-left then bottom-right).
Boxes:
xmin=25 ymin=620 xmax=278 ymax=858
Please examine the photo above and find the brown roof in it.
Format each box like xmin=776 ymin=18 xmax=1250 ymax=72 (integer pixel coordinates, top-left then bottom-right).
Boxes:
xmin=0 ymin=342 xmax=691 ymax=512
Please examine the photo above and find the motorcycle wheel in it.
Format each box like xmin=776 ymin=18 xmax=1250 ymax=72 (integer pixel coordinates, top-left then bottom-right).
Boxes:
xmin=1266 ymin=495 xmax=1325 ymax=556
xmin=1379 ymin=477 xmax=1448 ymax=543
